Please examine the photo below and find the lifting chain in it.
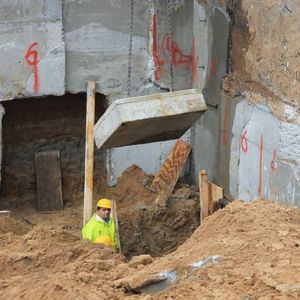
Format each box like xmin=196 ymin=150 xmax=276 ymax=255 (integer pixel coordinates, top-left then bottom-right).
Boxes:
xmin=127 ymin=0 xmax=134 ymax=97
xmin=170 ymin=0 xmax=185 ymax=10
xmin=167 ymin=0 xmax=175 ymax=92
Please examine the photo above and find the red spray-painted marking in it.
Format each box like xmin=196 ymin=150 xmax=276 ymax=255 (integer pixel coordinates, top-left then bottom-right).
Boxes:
xmin=210 ymin=57 xmax=218 ymax=77
xmin=269 ymin=149 xmax=277 ymax=187
xmin=270 ymin=149 xmax=277 ymax=174
xmin=25 ymin=42 xmax=39 ymax=92
xmin=191 ymin=37 xmax=198 ymax=83
xmin=152 ymin=14 xmax=164 ymax=81
xmin=151 ymin=15 xmax=199 ymax=83
xmin=161 ymin=34 xmax=199 ymax=82
xmin=241 ymin=130 xmax=248 ymax=153
xmin=258 ymin=134 xmax=264 ymax=195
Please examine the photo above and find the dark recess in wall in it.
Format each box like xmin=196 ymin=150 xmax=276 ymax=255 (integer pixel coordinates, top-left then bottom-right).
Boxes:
xmin=0 ymin=93 xmax=107 ymax=209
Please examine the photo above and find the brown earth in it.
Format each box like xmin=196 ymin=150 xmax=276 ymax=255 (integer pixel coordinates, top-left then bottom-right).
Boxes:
xmin=110 ymin=165 xmax=200 ymax=258
xmin=0 ymin=197 xmax=299 ymax=299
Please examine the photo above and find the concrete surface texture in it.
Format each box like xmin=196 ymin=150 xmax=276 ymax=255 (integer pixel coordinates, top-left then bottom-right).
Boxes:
xmin=0 ymin=0 xmax=65 ymax=100
xmin=189 ymin=1 xmax=230 ymax=186
xmin=93 ymin=89 xmax=206 ymax=149
xmin=216 ymin=0 xmax=300 ymax=208
xmin=64 ymin=0 xmax=149 ymax=98
xmin=227 ymin=100 xmax=300 ymax=208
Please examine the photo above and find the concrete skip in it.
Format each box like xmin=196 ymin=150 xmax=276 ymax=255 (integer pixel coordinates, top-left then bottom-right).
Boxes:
xmin=93 ymin=89 xmax=207 ymax=149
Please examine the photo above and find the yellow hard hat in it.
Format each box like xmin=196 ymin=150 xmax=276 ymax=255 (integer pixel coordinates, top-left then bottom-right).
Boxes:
xmin=97 ymin=198 xmax=111 ymax=209
xmin=94 ymin=235 xmax=113 ymax=246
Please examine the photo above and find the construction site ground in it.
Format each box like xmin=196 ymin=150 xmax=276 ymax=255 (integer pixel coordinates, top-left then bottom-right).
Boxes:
xmin=0 ymin=165 xmax=300 ymax=299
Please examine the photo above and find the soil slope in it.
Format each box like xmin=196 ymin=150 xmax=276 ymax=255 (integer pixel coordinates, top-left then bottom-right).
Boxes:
xmin=0 ymin=199 xmax=299 ymax=299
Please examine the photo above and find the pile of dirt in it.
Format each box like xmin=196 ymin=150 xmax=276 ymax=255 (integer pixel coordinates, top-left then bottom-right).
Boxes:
xmin=0 ymin=199 xmax=299 ymax=299
xmin=112 ymin=165 xmax=156 ymax=210
xmin=110 ymin=165 xmax=200 ymax=257
xmin=0 ymin=224 xmax=126 ymax=299
xmin=0 ymin=216 xmax=33 ymax=235
xmin=117 ymin=199 xmax=300 ymax=299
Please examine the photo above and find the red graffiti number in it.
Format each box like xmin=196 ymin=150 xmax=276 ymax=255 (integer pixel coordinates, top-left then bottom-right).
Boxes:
xmin=241 ymin=130 xmax=248 ymax=153
xmin=25 ymin=42 xmax=39 ymax=92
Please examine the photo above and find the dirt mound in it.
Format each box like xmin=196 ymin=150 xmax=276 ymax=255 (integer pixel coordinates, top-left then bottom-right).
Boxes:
xmin=117 ymin=199 xmax=300 ymax=299
xmin=112 ymin=164 xmax=155 ymax=211
xmin=0 ymin=225 xmax=125 ymax=299
xmin=111 ymin=165 xmax=200 ymax=257
xmin=0 ymin=199 xmax=299 ymax=299
xmin=0 ymin=216 xmax=33 ymax=235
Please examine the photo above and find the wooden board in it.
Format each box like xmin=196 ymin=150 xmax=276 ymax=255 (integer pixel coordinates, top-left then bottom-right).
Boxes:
xmin=35 ymin=151 xmax=63 ymax=212
xmin=83 ymin=80 xmax=96 ymax=224
xmin=150 ymin=139 xmax=191 ymax=205
xmin=211 ymin=182 xmax=223 ymax=212
xmin=199 ymin=170 xmax=209 ymax=222
xmin=199 ymin=169 xmax=224 ymax=223
xmin=111 ymin=199 xmax=121 ymax=253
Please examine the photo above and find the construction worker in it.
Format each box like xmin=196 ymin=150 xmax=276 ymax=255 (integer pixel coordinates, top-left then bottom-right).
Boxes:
xmin=82 ymin=198 xmax=119 ymax=252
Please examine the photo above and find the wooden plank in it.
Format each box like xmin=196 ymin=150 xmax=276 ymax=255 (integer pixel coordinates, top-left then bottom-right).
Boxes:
xmin=211 ymin=182 xmax=223 ymax=212
xmin=199 ymin=170 xmax=209 ymax=223
xmin=111 ymin=199 xmax=121 ymax=253
xmin=83 ymin=81 xmax=96 ymax=225
xmin=35 ymin=151 xmax=63 ymax=212
xmin=0 ymin=210 xmax=10 ymax=218
xmin=150 ymin=139 xmax=191 ymax=205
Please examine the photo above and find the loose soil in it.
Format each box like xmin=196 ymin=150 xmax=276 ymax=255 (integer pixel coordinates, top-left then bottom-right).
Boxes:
xmin=0 ymin=198 xmax=299 ymax=299
xmin=110 ymin=165 xmax=200 ymax=257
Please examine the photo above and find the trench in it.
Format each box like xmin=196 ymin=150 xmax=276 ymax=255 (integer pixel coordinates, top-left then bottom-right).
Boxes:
xmin=118 ymin=194 xmax=200 ymax=258
xmin=108 ymin=165 xmax=200 ymax=258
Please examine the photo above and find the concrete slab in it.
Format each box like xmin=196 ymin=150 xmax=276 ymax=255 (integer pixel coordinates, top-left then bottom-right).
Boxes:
xmin=94 ymin=89 xmax=207 ymax=149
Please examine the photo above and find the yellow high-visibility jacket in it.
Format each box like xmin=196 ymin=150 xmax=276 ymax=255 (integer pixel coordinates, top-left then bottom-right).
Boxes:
xmin=82 ymin=214 xmax=119 ymax=251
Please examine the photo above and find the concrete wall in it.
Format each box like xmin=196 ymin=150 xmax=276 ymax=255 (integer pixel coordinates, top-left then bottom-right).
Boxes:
xmin=219 ymin=94 xmax=300 ymax=209
xmin=63 ymin=0 xmax=150 ymax=98
xmin=216 ymin=0 xmax=300 ymax=209
xmin=0 ymin=0 xmax=65 ymax=100
xmin=0 ymin=0 xmax=201 ymax=197
xmin=105 ymin=0 xmax=198 ymax=185
xmin=190 ymin=1 xmax=230 ymax=185
xmin=1 ymin=0 xmax=299 ymax=210
xmin=192 ymin=0 xmax=300 ymax=210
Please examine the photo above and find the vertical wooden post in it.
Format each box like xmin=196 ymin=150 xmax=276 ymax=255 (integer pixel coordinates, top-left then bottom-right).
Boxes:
xmin=199 ymin=169 xmax=209 ymax=223
xmin=111 ymin=199 xmax=121 ymax=253
xmin=83 ymin=81 xmax=96 ymax=225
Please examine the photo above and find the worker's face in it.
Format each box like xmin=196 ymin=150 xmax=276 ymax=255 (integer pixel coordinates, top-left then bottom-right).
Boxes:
xmin=97 ymin=207 xmax=111 ymax=219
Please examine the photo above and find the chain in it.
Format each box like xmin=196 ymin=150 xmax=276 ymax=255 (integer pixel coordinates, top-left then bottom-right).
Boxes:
xmin=167 ymin=0 xmax=174 ymax=92
xmin=170 ymin=0 xmax=185 ymax=10
xmin=127 ymin=0 xmax=134 ymax=97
